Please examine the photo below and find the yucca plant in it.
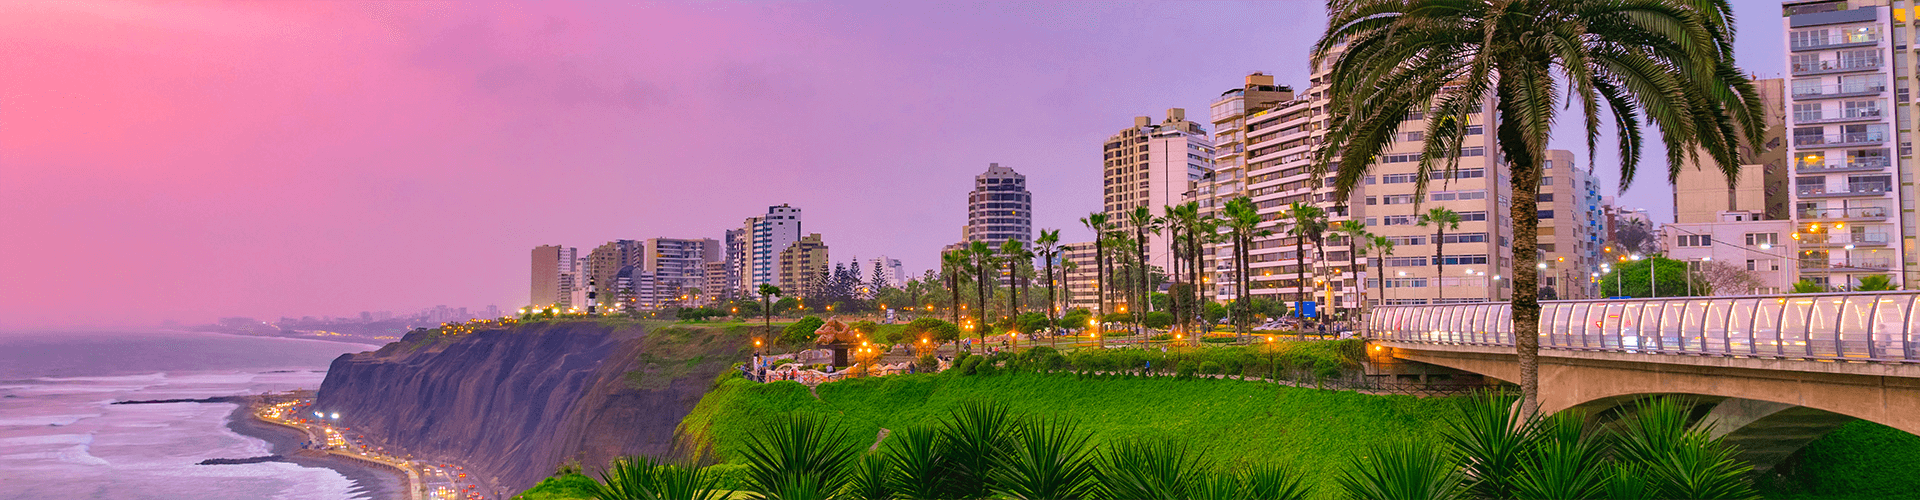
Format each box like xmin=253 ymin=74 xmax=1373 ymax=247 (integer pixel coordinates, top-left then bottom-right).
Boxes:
xmin=741 ymin=414 xmax=863 ymax=500
xmin=938 ymin=401 xmax=1018 ymax=499
xmin=1338 ymin=439 xmax=1466 ymax=500
xmin=1238 ymin=463 xmax=1313 ymax=500
xmin=842 ymin=453 xmax=894 ymax=500
xmin=1189 ymin=472 xmax=1240 ymax=500
xmin=1095 ymin=440 xmax=1206 ymax=500
xmin=989 ymin=418 xmax=1100 ymax=500
xmin=590 ymin=456 xmax=725 ymax=500
xmin=1442 ymin=392 xmax=1540 ymax=499
xmin=885 ymin=426 xmax=949 ymax=500
xmin=1610 ymin=397 xmax=1757 ymax=500
xmin=1510 ymin=412 xmax=1609 ymax=500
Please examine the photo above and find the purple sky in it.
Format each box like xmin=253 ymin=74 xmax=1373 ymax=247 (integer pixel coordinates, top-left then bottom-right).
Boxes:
xmin=0 ymin=1 xmax=1786 ymax=329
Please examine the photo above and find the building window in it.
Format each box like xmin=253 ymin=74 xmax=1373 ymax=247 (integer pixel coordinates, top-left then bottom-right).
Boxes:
xmin=1537 ymin=210 xmax=1555 ymax=219
xmin=1383 ymin=215 xmax=1416 ymax=226
xmin=1382 ymin=194 xmax=1417 ymax=205
xmin=1745 ymin=233 xmax=1779 ymax=246
xmin=1541 ymin=176 xmax=1553 ymax=186
xmin=1676 ymin=234 xmax=1711 ymax=247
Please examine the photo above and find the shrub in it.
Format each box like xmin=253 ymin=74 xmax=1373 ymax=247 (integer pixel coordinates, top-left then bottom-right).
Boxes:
xmin=780 ymin=316 xmax=826 ymax=346
xmin=956 ymin=356 xmax=984 ymax=376
xmin=1202 ymin=336 xmax=1236 ymax=344
xmin=975 ymin=359 xmax=1000 ymax=376
xmin=1149 ymin=334 xmax=1173 ymax=341
xmin=849 ymin=320 xmax=879 ymax=336
xmin=1176 ymin=361 xmax=1198 ymax=378
xmin=1199 ymin=361 xmax=1222 ymax=375
xmin=905 ymin=318 xmax=963 ymax=344
xmin=1101 ymin=312 xmax=1133 ymax=325
xmin=1143 ymin=311 xmax=1175 ymax=329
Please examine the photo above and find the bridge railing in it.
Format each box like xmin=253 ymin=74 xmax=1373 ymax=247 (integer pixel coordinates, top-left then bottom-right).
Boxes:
xmin=1368 ymin=291 xmax=1920 ymax=363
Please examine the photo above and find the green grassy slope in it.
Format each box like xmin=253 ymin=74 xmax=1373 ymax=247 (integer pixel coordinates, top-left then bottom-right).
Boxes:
xmin=1760 ymin=420 xmax=1920 ymax=499
xmin=675 ymin=371 xmax=1457 ymax=498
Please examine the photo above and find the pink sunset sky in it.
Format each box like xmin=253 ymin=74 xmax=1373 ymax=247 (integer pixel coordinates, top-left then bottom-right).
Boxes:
xmin=0 ymin=1 xmax=1787 ymax=330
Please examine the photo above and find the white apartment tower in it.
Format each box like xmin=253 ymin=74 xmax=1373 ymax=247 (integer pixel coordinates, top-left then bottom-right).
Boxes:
xmin=738 ymin=204 xmax=803 ymax=295
xmin=1202 ymin=73 xmax=1295 ymax=301
xmin=966 ymin=164 xmax=1033 ymax=247
xmin=1104 ymin=109 xmax=1215 ymax=278
xmin=1782 ymin=1 xmax=1911 ymax=289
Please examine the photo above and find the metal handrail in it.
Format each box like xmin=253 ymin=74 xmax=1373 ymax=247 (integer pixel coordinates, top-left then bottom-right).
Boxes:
xmin=1368 ymin=291 xmax=1920 ymax=363
xmin=1791 ymin=82 xmax=1886 ymax=98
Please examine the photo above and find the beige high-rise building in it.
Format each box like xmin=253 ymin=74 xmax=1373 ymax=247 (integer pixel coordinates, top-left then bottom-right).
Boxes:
xmin=530 ymin=245 xmax=575 ymax=308
xmin=1230 ymin=43 xmax=1512 ymax=314
xmin=1104 ymin=109 xmax=1214 ymax=285
xmin=1536 ymin=150 xmax=1606 ymax=299
xmin=777 ymin=234 xmax=828 ymax=299
xmin=1059 ymin=241 xmax=1101 ymax=313
xmin=1200 ymin=73 xmax=1295 ymax=302
xmin=1675 ymin=78 xmax=1790 ymax=223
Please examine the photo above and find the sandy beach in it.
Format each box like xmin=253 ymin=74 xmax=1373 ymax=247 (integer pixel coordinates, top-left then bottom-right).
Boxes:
xmin=221 ymin=399 xmax=408 ymax=500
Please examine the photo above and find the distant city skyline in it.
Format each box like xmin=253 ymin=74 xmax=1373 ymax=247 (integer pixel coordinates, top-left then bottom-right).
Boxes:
xmin=0 ymin=1 xmax=1784 ymax=328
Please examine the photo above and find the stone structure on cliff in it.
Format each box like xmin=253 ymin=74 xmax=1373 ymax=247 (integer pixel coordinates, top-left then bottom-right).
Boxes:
xmin=813 ymin=317 xmax=856 ymax=367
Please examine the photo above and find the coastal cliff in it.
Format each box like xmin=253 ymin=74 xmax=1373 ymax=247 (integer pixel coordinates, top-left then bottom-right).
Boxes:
xmin=313 ymin=320 xmax=746 ymax=493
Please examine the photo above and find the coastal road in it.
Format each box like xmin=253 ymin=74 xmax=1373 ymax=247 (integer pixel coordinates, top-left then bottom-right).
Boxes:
xmin=257 ymin=398 xmax=489 ymax=500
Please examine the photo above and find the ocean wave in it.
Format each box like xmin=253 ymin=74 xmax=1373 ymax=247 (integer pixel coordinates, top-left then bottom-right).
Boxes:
xmin=0 ymin=413 xmax=101 ymax=427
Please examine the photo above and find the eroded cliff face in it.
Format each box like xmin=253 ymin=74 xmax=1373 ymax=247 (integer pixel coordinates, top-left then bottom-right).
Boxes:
xmin=314 ymin=321 xmax=745 ymax=492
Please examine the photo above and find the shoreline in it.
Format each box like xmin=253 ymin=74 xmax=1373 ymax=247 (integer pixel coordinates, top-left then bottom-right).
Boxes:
xmin=220 ymin=399 xmax=409 ymax=500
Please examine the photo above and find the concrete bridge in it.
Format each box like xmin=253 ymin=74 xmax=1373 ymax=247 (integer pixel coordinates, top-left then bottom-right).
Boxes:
xmin=1367 ymin=291 xmax=1920 ymax=470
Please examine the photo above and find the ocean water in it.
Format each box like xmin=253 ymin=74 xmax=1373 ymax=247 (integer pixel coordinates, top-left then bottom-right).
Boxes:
xmin=0 ymin=331 xmax=379 ymax=500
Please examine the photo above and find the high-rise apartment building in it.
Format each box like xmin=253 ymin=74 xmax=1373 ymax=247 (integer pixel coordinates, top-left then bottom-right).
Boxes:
xmin=530 ymin=245 xmax=576 ymax=308
xmin=1059 ymin=241 xmax=1102 ymax=313
xmin=1199 ymin=73 xmax=1295 ymax=301
xmin=868 ymin=256 xmax=907 ymax=289
xmin=1537 ymin=150 xmax=1605 ymax=299
xmin=1229 ymin=48 xmax=1512 ymax=312
xmin=719 ymin=228 xmax=745 ymax=299
xmin=1104 ymin=109 xmax=1215 ymax=279
xmin=588 ymin=240 xmax=646 ymax=312
xmin=1675 ymin=79 xmax=1791 ymax=223
xmin=1782 ymin=1 xmax=1910 ymax=289
xmin=966 ymin=164 xmax=1033 ymax=248
xmin=643 ymin=237 xmax=721 ymax=308
xmin=738 ymin=204 xmax=803 ymax=295
xmin=777 ymin=234 xmax=829 ymax=299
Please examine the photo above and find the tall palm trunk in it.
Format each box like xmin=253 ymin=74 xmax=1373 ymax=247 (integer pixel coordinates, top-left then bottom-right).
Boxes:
xmin=1134 ymin=227 xmax=1148 ymax=336
xmin=975 ymin=258 xmax=988 ymax=342
xmin=1498 ymin=84 xmax=1546 ymax=416
xmin=1044 ymin=257 xmax=1056 ymax=348
xmin=1433 ymin=226 xmax=1446 ymax=302
xmin=1294 ymin=233 xmax=1307 ymax=312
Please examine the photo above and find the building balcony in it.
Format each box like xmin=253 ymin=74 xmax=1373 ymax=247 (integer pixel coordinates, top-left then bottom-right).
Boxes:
xmin=1798 ymin=206 xmax=1891 ymax=220
xmin=1795 ymin=107 xmax=1885 ymax=125
xmin=1797 ymin=232 xmax=1891 ymax=247
xmin=1798 ymin=257 xmax=1894 ymax=272
xmin=1792 ymin=131 xmax=1886 ymax=149
xmin=1795 ymin=155 xmax=1891 ymax=173
xmin=1791 ymin=33 xmax=1881 ymax=52
xmin=1791 ymin=82 xmax=1886 ymax=100
xmin=1792 ymin=58 xmax=1884 ymax=76
xmin=1798 ymin=182 xmax=1891 ymax=198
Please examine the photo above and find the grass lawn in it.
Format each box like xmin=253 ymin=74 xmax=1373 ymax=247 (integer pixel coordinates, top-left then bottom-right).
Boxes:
xmin=676 ymin=371 xmax=1457 ymax=499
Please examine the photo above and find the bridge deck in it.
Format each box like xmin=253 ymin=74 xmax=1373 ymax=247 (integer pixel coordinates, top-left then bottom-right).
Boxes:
xmin=1368 ymin=291 xmax=1920 ymax=363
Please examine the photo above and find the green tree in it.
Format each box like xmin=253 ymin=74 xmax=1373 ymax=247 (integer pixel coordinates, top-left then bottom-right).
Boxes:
xmin=1222 ymin=197 xmax=1269 ymax=337
xmin=780 ymin=316 xmax=825 ymax=347
xmin=758 ymin=284 xmax=782 ymax=341
xmin=1334 ymin=219 xmax=1372 ymax=319
xmin=1285 ymin=202 xmax=1327 ymax=311
xmin=1372 ymin=235 xmax=1396 ymax=308
xmin=1790 ymin=280 xmax=1826 ymax=294
xmin=1001 ymin=239 xmax=1033 ymax=321
xmin=968 ymin=241 xmax=997 ymax=340
xmin=1314 ymin=0 xmax=1766 ymax=413
xmin=1036 ymin=229 xmax=1064 ymax=330
xmin=1417 ymin=207 xmax=1463 ymax=302
xmin=1597 ymin=257 xmax=1702 ymax=298
xmin=1128 ymin=206 xmax=1161 ymax=335
xmin=1079 ymin=212 xmax=1112 ymax=321
xmin=1855 ymin=274 xmax=1897 ymax=292
xmin=943 ymin=250 xmax=972 ymax=329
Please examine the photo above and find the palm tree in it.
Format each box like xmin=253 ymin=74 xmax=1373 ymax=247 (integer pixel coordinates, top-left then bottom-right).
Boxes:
xmin=1335 ymin=220 xmax=1372 ymax=321
xmin=1035 ymin=230 xmax=1063 ymax=323
xmin=758 ymin=284 xmax=782 ymax=341
xmin=1285 ymin=202 xmax=1326 ymax=312
xmin=968 ymin=241 xmax=997 ymax=341
xmin=1417 ymin=207 xmax=1463 ymax=302
xmin=1079 ymin=213 xmax=1112 ymax=321
xmin=1313 ymin=0 xmax=1766 ymax=414
xmin=1128 ymin=206 xmax=1161 ymax=333
xmin=942 ymin=250 xmax=971 ymax=328
xmin=1000 ymin=239 xmax=1033 ymax=321
xmin=1222 ymin=197 xmax=1266 ymax=337
xmin=1371 ymin=235 xmax=1395 ymax=308
xmin=1855 ymin=274 xmax=1897 ymax=292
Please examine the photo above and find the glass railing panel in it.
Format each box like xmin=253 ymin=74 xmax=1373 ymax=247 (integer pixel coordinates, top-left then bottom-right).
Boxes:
xmin=1728 ymin=299 xmax=1758 ymax=354
xmin=1809 ymin=296 xmax=1843 ymax=357
xmin=1704 ymin=299 xmax=1734 ymax=353
xmin=1568 ymin=302 xmax=1591 ymax=348
xmin=1600 ymin=302 xmax=1626 ymax=350
xmin=1496 ymin=304 xmax=1513 ymax=345
xmin=1620 ymin=302 xmax=1646 ymax=352
xmin=1661 ymin=301 xmax=1689 ymax=352
xmin=1640 ymin=301 xmax=1666 ymax=351
xmin=1782 ymin=297 xmax=1813 ymax=356
xmin=1681 ymin=300 xmax=1709 ymax=353
xmin=1840 ymin=296 xmax=1876 ymax=358
xmin=1756 ymin=297 xmax=1786 ymax=355
xmin=1869 ymin=296 xmax=1911 ymax=359
xmin=1547 ymin=303 xmax=1570 ymax=347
